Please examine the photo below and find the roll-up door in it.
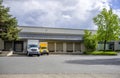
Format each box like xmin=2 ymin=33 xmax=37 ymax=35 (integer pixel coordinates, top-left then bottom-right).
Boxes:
xmin=48 ymin=42 xmax=54 ymax=52
xmin=75 ymin=43 xmax=81 ymax=52
xmin=56 ymin=42 xmax=63 ymax=52
xmin=67 ymin=42 xmax=73 ymax=52
xmin=4 ymin=41 xmax=12 ymax=51
xmin=14 ymin=41 xmax=23 ymax=52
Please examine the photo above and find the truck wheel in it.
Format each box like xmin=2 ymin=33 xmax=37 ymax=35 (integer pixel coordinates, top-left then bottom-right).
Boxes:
xmin=37 ymin=54 xmax=40 ymax=57
xmin=27 ymin=53 xmax=29 ymax=56
xmin=47 ymin=53 xmax=49 ymax=55
xmin=29 ymin=54 xmax=32 ymax=56
xmin=26 ymin=52 xmax=28 ymax=55
xmin=27 ymin=53 xmax=32 ymax=56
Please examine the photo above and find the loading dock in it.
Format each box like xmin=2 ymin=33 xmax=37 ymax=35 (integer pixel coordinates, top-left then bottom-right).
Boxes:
xmin=14 ymin=41 xmax=23 ymax=52
xmin=48 ymin=42 xmax=55 ymax=52
xmin=4 ymin=41 xmax=13 ymax=51
xmin=56 ymin=42 xmax=63 ymax=52
xmin=0 ymin=26 xmax=90 ymax=53
xmin=67 ymin=42 xmax=73 ymax=52
xmin=75 ymin=42 xmax=81 ymax=52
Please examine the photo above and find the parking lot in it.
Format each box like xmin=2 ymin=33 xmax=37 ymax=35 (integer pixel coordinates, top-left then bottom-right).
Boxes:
xmin=0 ymin=55 xmax=120 ymax=74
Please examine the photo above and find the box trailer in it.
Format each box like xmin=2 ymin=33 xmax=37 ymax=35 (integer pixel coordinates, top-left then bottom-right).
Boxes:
xmin=27 ymin=40 xmax=40 ymax=56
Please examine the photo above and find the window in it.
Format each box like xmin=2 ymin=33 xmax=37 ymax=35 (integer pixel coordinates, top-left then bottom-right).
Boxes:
xmin=109 ymin=42 xmax=114 ymax=50
xmin=119 ymin=42 xmax=120 ymax=44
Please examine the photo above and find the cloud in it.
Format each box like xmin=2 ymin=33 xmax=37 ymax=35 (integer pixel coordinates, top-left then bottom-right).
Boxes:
xmin=3 ymin=0 xmax=120 ymax=29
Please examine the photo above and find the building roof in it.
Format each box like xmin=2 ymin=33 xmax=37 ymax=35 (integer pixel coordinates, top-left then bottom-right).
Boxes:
xmin=18 ymin=26 xmax=96 ymax=35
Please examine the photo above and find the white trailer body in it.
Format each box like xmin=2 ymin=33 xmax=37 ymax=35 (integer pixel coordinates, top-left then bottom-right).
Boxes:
xmin=27 ymin=40 xmax=39 ymax=47
xmin=27 ymin=40 xmax=40 ymax=56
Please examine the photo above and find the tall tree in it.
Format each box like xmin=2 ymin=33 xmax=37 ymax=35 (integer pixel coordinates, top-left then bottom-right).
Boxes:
xmin=0 ymin=0 xmax=20 ymax=41
xmin=84 ymin=30 xmax=97 ymax=52
xmin=93 ymin=8 xmax=120 ymax=51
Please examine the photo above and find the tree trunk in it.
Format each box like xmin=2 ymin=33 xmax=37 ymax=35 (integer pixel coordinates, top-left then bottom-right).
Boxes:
xmin=104 ymin=40 xmax=106 ymax=52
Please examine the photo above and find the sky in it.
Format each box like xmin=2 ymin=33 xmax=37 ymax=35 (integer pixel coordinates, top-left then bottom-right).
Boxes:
xmin=2 ymin=0 xmax=120 ymax=30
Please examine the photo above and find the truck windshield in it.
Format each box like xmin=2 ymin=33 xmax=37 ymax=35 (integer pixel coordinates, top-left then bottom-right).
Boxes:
xmin=41 ymin=47 xmax=47 ymax=49
xmin=29 ymin=45 xmax=38 ymax=48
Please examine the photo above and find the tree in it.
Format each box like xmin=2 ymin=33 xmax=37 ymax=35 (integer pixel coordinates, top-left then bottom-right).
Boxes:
xmin=83 ymin=30 xmax=98 ymax=52
xmin=93 ymin=8 xmax=120 ymax=51
xmin=0 ymin=0 xmax=20 ymax=41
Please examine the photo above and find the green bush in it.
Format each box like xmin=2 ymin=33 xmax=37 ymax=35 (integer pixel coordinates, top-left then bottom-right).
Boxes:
xmin=84 ymin=51 xmax=117 ymax=55
xmin=83 ymin=30 xmax=98 ymax=52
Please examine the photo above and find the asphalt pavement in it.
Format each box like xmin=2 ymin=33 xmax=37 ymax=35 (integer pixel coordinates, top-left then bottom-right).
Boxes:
xmin=0 ymin=55 xmax=120 ymax=78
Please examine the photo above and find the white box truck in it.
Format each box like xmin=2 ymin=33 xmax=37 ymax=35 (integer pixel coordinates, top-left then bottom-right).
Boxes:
xmin=27 ymin=40 xmax=40 ymax=56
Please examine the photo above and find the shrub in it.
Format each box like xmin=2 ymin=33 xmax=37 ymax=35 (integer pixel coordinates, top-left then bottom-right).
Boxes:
xmin=83 ymin=30 xmax=98 ymax=52
xmin=84 ymin=51 xmax=117 ymax=55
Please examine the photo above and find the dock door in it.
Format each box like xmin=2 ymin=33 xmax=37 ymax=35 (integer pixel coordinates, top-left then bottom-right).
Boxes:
xmin=14 ymin=41 xmax=23 ymax=52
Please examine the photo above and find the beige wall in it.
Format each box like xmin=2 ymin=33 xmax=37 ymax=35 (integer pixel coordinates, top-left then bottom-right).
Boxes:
xmin=0 ymin=38 xmax=4 ymax=50
xmin=63 ymin=42 xmax=66 ymax=52
xmin=23 ymin=41 xmax=27 ymax=52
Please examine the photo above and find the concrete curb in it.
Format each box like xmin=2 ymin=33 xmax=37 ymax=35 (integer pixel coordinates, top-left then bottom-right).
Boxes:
xmin=0 ymin=73 xmax=120 ymax=78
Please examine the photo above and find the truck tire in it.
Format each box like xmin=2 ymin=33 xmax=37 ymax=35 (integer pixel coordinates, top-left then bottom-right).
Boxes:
xmin=37 ymin=54 xmax=40 ymax=57
xmin=27 ymin=52 xmax=31 ymax=56
xmin=47 ymin=53 xmax=49 ymax=55
xmin=27 ymin=52 xmax=29 ymax=56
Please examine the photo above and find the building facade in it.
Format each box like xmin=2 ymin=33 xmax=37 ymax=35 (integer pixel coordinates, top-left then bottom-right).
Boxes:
xmin=0 ymin=26 xmax=120 ymax=53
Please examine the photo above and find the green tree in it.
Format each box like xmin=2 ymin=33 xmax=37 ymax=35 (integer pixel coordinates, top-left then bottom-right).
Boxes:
xmin=93 ymin=8 xmax=120 ymax=51
xmin=0 ymin=0 xmax=20 ymax=41
xmin=84 ymin=30 xmax=98 ymax=52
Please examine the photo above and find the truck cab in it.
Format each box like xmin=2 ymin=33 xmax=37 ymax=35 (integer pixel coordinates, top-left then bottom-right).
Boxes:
xmin=27 ymin=44 xmax=40 ymax=56
xmin=39 ymin=42 xmax=49 ymax=55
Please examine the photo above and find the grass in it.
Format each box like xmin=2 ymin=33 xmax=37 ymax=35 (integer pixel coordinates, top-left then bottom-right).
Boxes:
xmin=84 ymin=51 xmax=117 ymax=55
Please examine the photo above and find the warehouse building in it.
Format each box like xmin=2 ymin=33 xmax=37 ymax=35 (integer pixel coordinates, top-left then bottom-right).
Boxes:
xmin=0 ymin=26 xmax=120 ymax=54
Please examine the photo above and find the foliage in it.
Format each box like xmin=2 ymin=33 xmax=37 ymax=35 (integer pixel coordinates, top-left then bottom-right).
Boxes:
xmin=0 ymin=0 xmax=21 ymax=41
xmin=93 ymin=8 xmax=120 ymax=51
xmin=84 ymin=51 xmax=117 ymax=55
xmin=83 ymin=30 xmax=98 ymax=52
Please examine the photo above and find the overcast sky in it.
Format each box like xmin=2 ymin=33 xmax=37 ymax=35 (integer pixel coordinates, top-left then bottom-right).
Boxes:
xmin=3 ymin=0 xmax=120 ymax=29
